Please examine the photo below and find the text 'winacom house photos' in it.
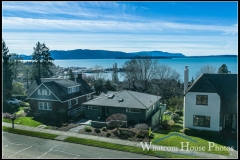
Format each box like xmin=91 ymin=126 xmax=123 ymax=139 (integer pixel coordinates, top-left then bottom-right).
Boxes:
xmin=183 ymin=66 xmax=237 ymax=135
xmin=25 ymin=74 xmax=95 ymax=122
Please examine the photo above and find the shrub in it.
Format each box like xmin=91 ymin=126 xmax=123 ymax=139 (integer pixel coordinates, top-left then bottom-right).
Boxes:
xmin=94 ymin=128 xmax=101 ymax=133
xmin=170 ymin=113 xmax=180 ymax=122
xmin=102 ymin=127 xmax=107 ymax=131
xmin=136 ymin=133 xmax=145 ymax=139
xmin=134 ymin=123 xmax=149 ymax=135
xmin=106 ymin=132 xmax=111 ymax=137
xmin=174 ymin=110 xmax=183 ymax=117
xmin=84 ymin=126 xmax=92 ymax=132
xmin=161 ymin=120 xmax=175 ymax=129
xmin=106 ymin=113 xmax=127 ymax=129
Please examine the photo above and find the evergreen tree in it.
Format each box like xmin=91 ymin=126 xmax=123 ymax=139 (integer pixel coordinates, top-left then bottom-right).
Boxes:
xmin=32 ymin=41 xmax=42 ymax=78
xmin=10 ymin=53 xmax=23 ymax=80
xmin=68 ymin=69 xmax=75 ymax=81
xmin=217 ymin=64 xmax=231 ymax=73
xmin=2 ymin=39 xmax=13 ymax=100
xmin=41 ymin=43 xmax=54 ymax=78
xmin=32 ymin=42 xmax=54 ymax=78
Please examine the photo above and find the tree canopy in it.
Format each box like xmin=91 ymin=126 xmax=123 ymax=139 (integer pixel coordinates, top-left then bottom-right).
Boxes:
xmin=2 ymin=39 xmax=13 ymax=100
xmin=217 ymin=64 xmax=231 ymax=73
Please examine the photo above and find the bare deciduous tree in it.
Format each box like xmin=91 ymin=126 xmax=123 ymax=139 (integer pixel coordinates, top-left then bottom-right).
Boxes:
xmin=195 ymin=64 xmax=216 ymax=79
xmin=91 ymin=65 xmax=107 ymax=81
xmin=122 ymin=56 xmax=159 ymax=87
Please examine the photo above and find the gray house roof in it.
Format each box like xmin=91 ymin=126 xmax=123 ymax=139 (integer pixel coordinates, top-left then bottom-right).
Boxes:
xmin=185 ymin=73 xmax=237 ymax=113
xmin=82 ymin=90 xmax=161 ymax=109
xmin=26 ymin=78 xmax=93 ymax=102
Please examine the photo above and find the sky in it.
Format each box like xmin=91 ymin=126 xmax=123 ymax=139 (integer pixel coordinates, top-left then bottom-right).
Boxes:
xmin=2 ymin=1 xmax=238 ymax=56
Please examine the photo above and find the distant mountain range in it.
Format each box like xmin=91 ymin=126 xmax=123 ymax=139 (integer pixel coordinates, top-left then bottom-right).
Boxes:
xmin=20 ymin=49 xmax=237 ymax=60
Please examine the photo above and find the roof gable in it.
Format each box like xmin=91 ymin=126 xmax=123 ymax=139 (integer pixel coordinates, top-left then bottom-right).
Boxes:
xmin=26 ymin=78 xmax=93 ymax=101
xmin=185 ymin=73 xmax=237 ymax=113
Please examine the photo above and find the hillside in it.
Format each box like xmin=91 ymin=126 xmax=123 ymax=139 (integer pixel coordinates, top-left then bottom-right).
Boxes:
xmin=21 ymin=49 xmax=185 ymax=60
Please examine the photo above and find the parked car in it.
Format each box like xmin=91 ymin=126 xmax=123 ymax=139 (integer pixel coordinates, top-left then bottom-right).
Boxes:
xmin=5 ymin=98 xmax=22 ymax=105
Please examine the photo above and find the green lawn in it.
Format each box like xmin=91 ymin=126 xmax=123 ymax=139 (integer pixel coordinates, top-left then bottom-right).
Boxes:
xmin=2 ymin=126 xmax=58 ymax=139
xmin=2 ymin=117 xmax=43 ymax=127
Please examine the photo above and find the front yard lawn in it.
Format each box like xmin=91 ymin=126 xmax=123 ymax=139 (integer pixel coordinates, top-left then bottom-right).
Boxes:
xmin=2 ymin=117 xmax=43 ymax=127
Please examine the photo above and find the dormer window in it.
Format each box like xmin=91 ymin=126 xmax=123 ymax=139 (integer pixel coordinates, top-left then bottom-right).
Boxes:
xmin=68 ymin=85 xmax=80 ymax=94
xmin=38 ymin=89 xmax=51 ymax=96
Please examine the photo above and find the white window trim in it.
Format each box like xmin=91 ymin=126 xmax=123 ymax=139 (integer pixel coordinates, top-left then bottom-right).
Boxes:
xmin=38 ymin=89 xmax=51 ymax=96
xmin=126 ymin=108 xmax=141 ymax=113
xmin=38 ymin=102 xmax=52 ymax=110
xmin=88 ymin=106 xmax=98 ymax=110
xmin=68 ymin=100 xmax=72 ymax=109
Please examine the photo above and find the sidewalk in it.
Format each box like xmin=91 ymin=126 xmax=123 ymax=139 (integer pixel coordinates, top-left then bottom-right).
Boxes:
xmin=2 ymin=122 xmax=237 ymax=159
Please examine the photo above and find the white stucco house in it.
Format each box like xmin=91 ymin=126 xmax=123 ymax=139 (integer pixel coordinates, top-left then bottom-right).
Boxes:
xmin=183 ymin=70 xmax=237 ymax=133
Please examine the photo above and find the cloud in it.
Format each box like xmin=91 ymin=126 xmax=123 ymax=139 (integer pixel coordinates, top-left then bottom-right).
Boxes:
xmin=2 ymin=17 xmax=238 ymax=35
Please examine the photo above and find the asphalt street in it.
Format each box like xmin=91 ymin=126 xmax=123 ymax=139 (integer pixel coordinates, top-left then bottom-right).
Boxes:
xmin=2 ymin=132 xmax=157 ymax=159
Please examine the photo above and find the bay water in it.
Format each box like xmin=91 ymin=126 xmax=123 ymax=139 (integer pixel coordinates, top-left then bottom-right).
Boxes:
xmin=52 ymin=57 xmax=237 ymax=82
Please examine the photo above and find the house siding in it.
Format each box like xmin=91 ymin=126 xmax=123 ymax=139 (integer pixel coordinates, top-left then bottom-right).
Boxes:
xmin=146 ymin=101 xmax=158 ymax=121
xmin=85 ymin=105 xmax=102 ymax=120
xmin=28 ymin=99 xmax=64 ymax=120
xmin=85 ymin=106 xmax=146 ymax=123
xmin=28 ymin=85 xmax=58 ymax=100
xmin=184 ymin=92 xmax=220 ymax=131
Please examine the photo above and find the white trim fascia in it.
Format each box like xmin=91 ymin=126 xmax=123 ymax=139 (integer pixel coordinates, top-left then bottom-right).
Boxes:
xmin=26 ymin=83 xmax=44 ymax=100
xmin=42 ymin=84 xmax=63 ymax=102
xmin=62 ymin=92 xmax=95 ymax=103
xmin=27 ymin=98 xmax=60 ymax=101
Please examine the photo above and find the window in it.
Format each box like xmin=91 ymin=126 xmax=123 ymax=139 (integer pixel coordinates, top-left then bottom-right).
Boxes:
xmin=68 ymin=88 xmax=71 ymax=94
xmin=88 ymin=106 xmax=98 ymax=110
xmin=152 ymin=104 xmax=155 ymax=110
xmin=72 ymin=87 xmax=76 ymax=93
xmin=196 ymin=95 xmax=208 ymax=105
xmin=126 ymin=108 xmax=141 ymax=113
xmin=76 ymin=86 xmax=79 ymax=92
xmin=38 ymin=102 xmax=52 ymax=110
xmin=68 ymin=100 xmax=72 ymax=109
xmin=38 ymin=89 xmax=51 ymax=96
xmin=193 ymin=115 xmax=210 ymax=127
xmin=86 ymin=94 xmax=91 ymax=100
xmin=75 ymin=98 xmax=78 ymax=105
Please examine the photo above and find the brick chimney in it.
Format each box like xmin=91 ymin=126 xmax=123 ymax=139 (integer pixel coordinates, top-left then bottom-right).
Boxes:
xmin=35 ymin=76 xmax=41 ymax=85
xmin=184 ymin=66 xmax=189 ymax=93
xmin=78 ymin=73 xmax=82 ymax=79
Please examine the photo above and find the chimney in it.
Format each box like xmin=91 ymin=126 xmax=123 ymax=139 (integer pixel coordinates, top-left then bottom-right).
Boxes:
xmin=78 ymin=73 xmax=82 ymax=79
xmin=35 ymin=76 xmax=41 ymax=85
xmin=184 ymin=66 xmax=189 ymax=93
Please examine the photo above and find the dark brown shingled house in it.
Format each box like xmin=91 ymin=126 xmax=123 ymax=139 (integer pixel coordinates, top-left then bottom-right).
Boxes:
xmin=25 ymin=74 xmax=94 ymax=122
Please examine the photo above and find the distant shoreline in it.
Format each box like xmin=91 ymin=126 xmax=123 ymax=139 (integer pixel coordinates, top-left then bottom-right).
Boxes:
xmin=22 ymin=55 xmax=237 ymax=60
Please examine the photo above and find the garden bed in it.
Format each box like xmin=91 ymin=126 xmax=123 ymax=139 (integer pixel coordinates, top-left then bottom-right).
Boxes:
xmin=78 ymin=126 xmax=150 ymax=142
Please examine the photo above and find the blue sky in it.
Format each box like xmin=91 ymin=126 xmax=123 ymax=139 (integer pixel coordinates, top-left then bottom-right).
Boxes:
xmin=2 ymin=1 xmax=238 ymax=56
